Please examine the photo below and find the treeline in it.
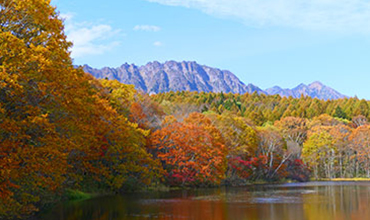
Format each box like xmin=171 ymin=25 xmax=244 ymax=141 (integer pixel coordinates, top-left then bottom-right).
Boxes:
xmin=2 ymin=0 xmax=370 ymax=219
xmin=152 ymin=91 xmax=369 ymax=125
xmin=151 ymin=91 xmax=370 ymax=180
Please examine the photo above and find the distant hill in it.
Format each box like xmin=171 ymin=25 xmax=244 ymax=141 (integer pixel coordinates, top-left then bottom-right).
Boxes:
xmin=83 ymin=61 xmax=347 ymax=100
xmin=83 ymin=61 xmax=265 ymax=95
xmin=265 ymin=81 xmax=347 ymax=100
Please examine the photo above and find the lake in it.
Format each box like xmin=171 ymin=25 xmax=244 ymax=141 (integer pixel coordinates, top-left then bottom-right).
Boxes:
xmin=36 ymin=181 xmax=370 ymax=220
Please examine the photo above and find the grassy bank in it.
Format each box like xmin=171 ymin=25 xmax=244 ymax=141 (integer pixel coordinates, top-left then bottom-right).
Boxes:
xmin=64 ymin=189 xmax=96 ymax=201
xmin=316 ymin=178 xmax=370 ymax=182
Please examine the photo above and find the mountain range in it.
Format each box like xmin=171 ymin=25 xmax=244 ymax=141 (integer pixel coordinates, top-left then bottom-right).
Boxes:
xmin=83 ymin=61 xmax=347 ymax=100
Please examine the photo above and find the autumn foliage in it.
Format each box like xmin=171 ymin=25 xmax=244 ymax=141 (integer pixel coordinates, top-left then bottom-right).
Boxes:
xmin=0 ymin=0 xmax=161 ymax=217
xmin=4 ymin=0 xmax=370 ymax=219
xmin=150 ymin=113 xmax=227 ymax=186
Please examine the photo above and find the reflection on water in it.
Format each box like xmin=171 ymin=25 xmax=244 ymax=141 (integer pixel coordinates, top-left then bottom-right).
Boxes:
xmin=36 ymin=182 xmax=370 ymax=220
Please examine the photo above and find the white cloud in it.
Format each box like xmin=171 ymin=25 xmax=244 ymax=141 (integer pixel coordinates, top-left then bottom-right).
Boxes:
xmin=134 ymin=25 xmax=161 ymax=32
xmin=153 ymin=41 xmax=163 ymax=47
xmin=146 ymin=0 xmax=370 ymax=33
xmin=60 ymin=13 xmax=74 ymax=23
xmin=61 ymin=14 xmax=122 ymax=58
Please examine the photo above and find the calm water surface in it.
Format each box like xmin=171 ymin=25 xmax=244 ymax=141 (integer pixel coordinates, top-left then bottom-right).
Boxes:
xmin=36 ymin=182 xmax=370 ymax=220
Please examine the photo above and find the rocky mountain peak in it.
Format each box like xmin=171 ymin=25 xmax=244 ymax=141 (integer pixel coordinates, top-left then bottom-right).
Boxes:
xmin=309 ymin=81 xmax=324 ymax=90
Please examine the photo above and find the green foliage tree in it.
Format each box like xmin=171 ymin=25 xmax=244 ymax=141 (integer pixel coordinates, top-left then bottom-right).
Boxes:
xmin=333 ymin=106 xmax=347 ymax=119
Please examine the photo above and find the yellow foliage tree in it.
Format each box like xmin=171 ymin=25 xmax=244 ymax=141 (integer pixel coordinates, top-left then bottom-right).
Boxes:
xmin=0 ymin=0 xmax=162 ymax=217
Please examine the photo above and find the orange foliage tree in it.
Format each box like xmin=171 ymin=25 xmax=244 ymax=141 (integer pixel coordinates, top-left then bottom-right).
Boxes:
xmin=349 ymin=125 xmax=370 ymax=177
xmin=150 ymin=113 xmax=227 ymax=186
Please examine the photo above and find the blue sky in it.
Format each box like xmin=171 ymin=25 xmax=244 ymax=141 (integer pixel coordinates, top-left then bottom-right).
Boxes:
xmin=52 ymin=0 xmax=370 ymax=99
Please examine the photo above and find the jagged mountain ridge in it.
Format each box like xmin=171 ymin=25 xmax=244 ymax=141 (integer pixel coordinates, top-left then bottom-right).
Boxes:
xmin=265 ymin=81 xmax=347 ymax=100
xmin=83 ymin=61 xmax=264 ymax=95
xmin=83 ymin=61 xmax=346 ymax=100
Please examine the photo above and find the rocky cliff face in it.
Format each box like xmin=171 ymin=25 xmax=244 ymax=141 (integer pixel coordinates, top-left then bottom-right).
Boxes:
xmin=84 ymin=61 xmax=265 ymax=95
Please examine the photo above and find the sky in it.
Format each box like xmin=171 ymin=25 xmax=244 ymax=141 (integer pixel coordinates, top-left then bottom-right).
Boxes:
xmin=51 ymin=0 xmax=370 ymax=99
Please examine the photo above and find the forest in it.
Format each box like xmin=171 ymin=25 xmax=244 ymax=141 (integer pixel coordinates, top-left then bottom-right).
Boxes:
xmin=2 ymin=0 xmax=370 ymax=219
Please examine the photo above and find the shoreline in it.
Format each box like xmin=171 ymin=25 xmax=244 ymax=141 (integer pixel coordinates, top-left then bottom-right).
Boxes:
xmin=316 ymin=178 xmax=370 ymax=182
